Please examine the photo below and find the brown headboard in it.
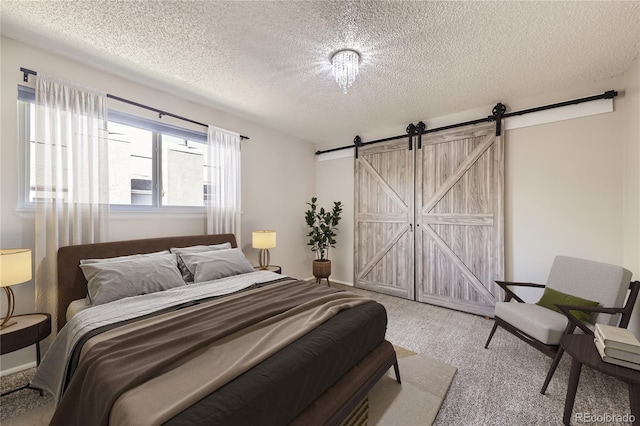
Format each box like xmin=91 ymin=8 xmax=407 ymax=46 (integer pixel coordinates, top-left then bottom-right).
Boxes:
xmin=56 ymin=234 xmax=237 ymax=331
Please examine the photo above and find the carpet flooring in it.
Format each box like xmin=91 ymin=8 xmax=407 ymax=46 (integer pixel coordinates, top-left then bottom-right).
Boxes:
xmin=0 ymin=368 xmax=52 ymax=421
xmin=343 ymin=285 xmax=634 ymax=426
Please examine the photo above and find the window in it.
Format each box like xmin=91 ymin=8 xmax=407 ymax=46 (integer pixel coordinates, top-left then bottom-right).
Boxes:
xmin=106 ymin=121 xmax=154 ymax=206
xmin=18 ymin=86 xmax=210 ymax=210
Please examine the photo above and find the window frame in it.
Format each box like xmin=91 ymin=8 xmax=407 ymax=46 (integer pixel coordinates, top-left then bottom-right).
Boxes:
xmin=17 ymin=86 xmax=209 ymax=213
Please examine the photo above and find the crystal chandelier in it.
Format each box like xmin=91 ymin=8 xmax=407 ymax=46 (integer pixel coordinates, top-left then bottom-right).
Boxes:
xmin=331 ymin=49 xmax=360 ymax=94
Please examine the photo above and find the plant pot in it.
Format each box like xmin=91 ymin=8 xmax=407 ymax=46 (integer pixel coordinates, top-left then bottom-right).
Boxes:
xmin=313 ymin=259 xmax=331 ymax=279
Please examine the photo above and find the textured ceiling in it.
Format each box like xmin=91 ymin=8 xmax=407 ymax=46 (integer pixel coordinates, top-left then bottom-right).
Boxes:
xmin=1 ymin=1 xmax=639 ymax=146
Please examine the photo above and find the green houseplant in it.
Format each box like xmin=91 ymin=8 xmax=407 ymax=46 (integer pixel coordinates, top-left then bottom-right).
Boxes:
xmin=305 ymin=197 xmax=343 ymax=284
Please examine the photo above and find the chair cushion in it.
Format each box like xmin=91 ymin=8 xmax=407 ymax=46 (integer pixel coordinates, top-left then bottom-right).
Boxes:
xmin=495 ymin=302 xmax=568 ymax=345
xmin=546 ymin=256 xmax=632 ymax=325
xmin=535 ymin=287 xmax=599 ymax=322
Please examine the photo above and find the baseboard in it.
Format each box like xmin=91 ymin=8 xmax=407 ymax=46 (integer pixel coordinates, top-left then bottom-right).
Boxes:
xmin=1 ymin=361 xmax=37 ymax=377
xmin=303 ymin=277 xmax=354 ymax=286
xmin=331 ymin=279 xmax=354 ymax=287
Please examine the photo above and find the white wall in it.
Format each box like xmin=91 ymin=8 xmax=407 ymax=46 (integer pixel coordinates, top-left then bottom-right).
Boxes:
xmin=0 ymin=37 xmax=317 ymax=372
xmin=315 ymin=156 xmax=354 ymax=285
xmin=316 ymin=62 xmax=640 ymax=333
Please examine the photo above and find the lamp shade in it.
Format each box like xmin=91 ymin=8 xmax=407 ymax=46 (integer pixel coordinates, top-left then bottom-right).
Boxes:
xmin=0 ymin=249 xmax=32 ymax=287
xmin=252 ymin=231 xmax=276 ymax=249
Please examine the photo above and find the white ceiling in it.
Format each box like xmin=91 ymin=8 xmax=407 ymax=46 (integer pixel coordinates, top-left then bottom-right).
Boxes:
xmin=1 ymin=1 xmax=639 ymax=146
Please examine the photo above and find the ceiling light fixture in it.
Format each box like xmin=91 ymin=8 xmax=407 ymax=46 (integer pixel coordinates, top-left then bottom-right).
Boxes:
xmin=331 ymin=49 xmax=360 ymax=94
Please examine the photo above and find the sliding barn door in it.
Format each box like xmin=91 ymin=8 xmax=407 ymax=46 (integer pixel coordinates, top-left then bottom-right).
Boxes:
xmin=415 ymin=123 xmax=504 ymax=317
xmin=354 ymin=139 xmax=414 ymax=299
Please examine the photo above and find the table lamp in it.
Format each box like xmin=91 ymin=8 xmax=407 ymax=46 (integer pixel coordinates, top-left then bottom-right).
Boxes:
xmin=0 ymin=249 xmax=32 ymax=329
xmin=252 ymin=230 xmax=276 ymax=269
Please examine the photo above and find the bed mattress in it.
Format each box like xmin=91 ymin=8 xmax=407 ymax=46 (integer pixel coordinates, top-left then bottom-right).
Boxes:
xmin=165 ymin=299 xmax=386 ymax=425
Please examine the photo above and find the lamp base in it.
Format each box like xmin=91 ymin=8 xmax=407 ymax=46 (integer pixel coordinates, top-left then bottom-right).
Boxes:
xmin=258 ymin=249 xmax=271 ymax=269
xmin=1 ymin=286 xmax=16 ymax=329
xmin=0 ymin=321 xmax=17 ymax=330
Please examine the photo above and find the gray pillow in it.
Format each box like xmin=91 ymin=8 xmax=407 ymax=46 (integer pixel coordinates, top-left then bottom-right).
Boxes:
xmin=81 ymin=253 xmax=185 ymax=305
xmin=179 ymin=248 xmax=254 ymax=283
xmin=170 ymin=243 xmax=232 ymax=282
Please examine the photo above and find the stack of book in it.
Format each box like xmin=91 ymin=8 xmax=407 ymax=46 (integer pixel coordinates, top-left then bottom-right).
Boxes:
xmin=594 ymin=323 xmax=640 ymax=371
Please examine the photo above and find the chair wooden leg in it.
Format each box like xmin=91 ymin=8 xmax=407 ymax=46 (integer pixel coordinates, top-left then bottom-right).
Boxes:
xmin=393 ymin=360 xmax=401 ymax=384
xmin=541 ymin=346 xmax=564 ymax=395
xmin=485 ymin=320 xmax=500 ymax=349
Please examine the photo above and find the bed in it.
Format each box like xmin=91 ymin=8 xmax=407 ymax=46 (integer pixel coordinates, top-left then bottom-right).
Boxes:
xmin=32 ymin=234 xmax=399 ymax=425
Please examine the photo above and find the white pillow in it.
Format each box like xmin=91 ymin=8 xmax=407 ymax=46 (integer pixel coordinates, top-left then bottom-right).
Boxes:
xmin=80 ymin=250 xmax=170 ymax=264
xmin=81 ymin=253 xmax=185 ymax=305
xmin=179 ymin=248 xmax=254 ymax=283
xmin=170 ymin=243 xmax=232 ymax=282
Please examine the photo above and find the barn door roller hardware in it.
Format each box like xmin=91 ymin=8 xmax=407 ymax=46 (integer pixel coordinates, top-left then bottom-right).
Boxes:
xmin=406 ymin=123 xmax=416 ymax=151
xmin=316 ymin=90 xmax=618 ymax=156
xmin=354 ymin=135 xmax=362 ymax=159
xmin=416 ymin=121 xmax=426 ymax=149
xmin=493 ymin=103 xmax=507 ymax=136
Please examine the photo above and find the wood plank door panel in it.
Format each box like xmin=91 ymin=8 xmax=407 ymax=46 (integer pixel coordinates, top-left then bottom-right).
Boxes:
xmin=416 ymin=123 xmax=504 ymax=317
xmin=354 ymin=139 xmax=414 ymax=299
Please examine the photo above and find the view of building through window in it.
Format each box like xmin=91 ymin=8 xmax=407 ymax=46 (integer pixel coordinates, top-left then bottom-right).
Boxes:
xmin=23 ymin=100 xmax=210 ymax=209
xmin=161 ymin=134 xmax=209 ymax=207
xmin=107 ymin=121 xmax=153 ymax=205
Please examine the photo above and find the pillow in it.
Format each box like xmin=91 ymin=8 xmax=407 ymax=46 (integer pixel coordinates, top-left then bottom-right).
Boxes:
xmin=81 ymin=253 xmax=185 ymax=305
xmin=535 ymin=287 xmax=599 ymax=322
xmin=80 ymin=250 xmax=170 ymax=265
xmin=179 ymin=248 xmax=254 ymax=283
xmin=170 ymin=243 xmax=232 ymax=282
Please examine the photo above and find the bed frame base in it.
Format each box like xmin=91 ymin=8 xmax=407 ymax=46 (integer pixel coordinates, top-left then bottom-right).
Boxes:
xmin=291 ymin=340 xmax=399 ymax=426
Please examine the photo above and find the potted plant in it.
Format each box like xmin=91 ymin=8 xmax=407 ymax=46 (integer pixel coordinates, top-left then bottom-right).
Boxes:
xmin=305 ymin=197 xmax=343 ymax=284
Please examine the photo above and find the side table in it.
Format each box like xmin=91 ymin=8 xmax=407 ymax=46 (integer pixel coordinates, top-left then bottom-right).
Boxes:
xmin=561 ymin=334 xmax=640 ymax=425
xmin=0 ymin=313 xmax=51 ymax=396
xmin=254 ymin=265 xmax=282 ymax=274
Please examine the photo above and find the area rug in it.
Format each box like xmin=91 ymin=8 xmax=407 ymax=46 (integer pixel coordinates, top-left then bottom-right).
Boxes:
xmin=1 ymin=346 xmax=456 ymax=426
xmin=369 ymin=348 xmax=457 ymax=425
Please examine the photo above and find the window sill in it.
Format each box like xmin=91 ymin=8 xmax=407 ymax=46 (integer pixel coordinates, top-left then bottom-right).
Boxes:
xmin=14 ymin=205 xmax=206 ymax=221
xmin=110 ymin=208 xmax=205 ymax=221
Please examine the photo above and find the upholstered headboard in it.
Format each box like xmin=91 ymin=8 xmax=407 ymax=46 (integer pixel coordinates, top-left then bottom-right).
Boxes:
xmin=56 ymin=234 xmax=238 ymax=331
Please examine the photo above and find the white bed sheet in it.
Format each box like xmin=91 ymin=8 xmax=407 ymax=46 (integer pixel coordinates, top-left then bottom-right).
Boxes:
xmin=33 ymin=271 xmax=285 ymax=402
xmin=66 ymin=298 xmax=90 ymax=322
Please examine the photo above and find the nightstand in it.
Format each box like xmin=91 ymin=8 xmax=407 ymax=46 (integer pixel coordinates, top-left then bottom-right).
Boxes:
xmin=254 ymin=265 xmax=282 ymax=274
xmin=0 ymin=313 xmax=51 ymax=396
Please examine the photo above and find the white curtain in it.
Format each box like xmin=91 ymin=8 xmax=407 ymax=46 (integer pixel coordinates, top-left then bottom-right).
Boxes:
xmin=34 ymin=74 xmax=110 ymax=338
xmin=207 ymin=125 xmax=241 ymax=240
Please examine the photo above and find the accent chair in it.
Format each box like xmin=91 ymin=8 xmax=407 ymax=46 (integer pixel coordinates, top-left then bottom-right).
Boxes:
xmin=484 ymin=255 xmax=639 ymax=394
